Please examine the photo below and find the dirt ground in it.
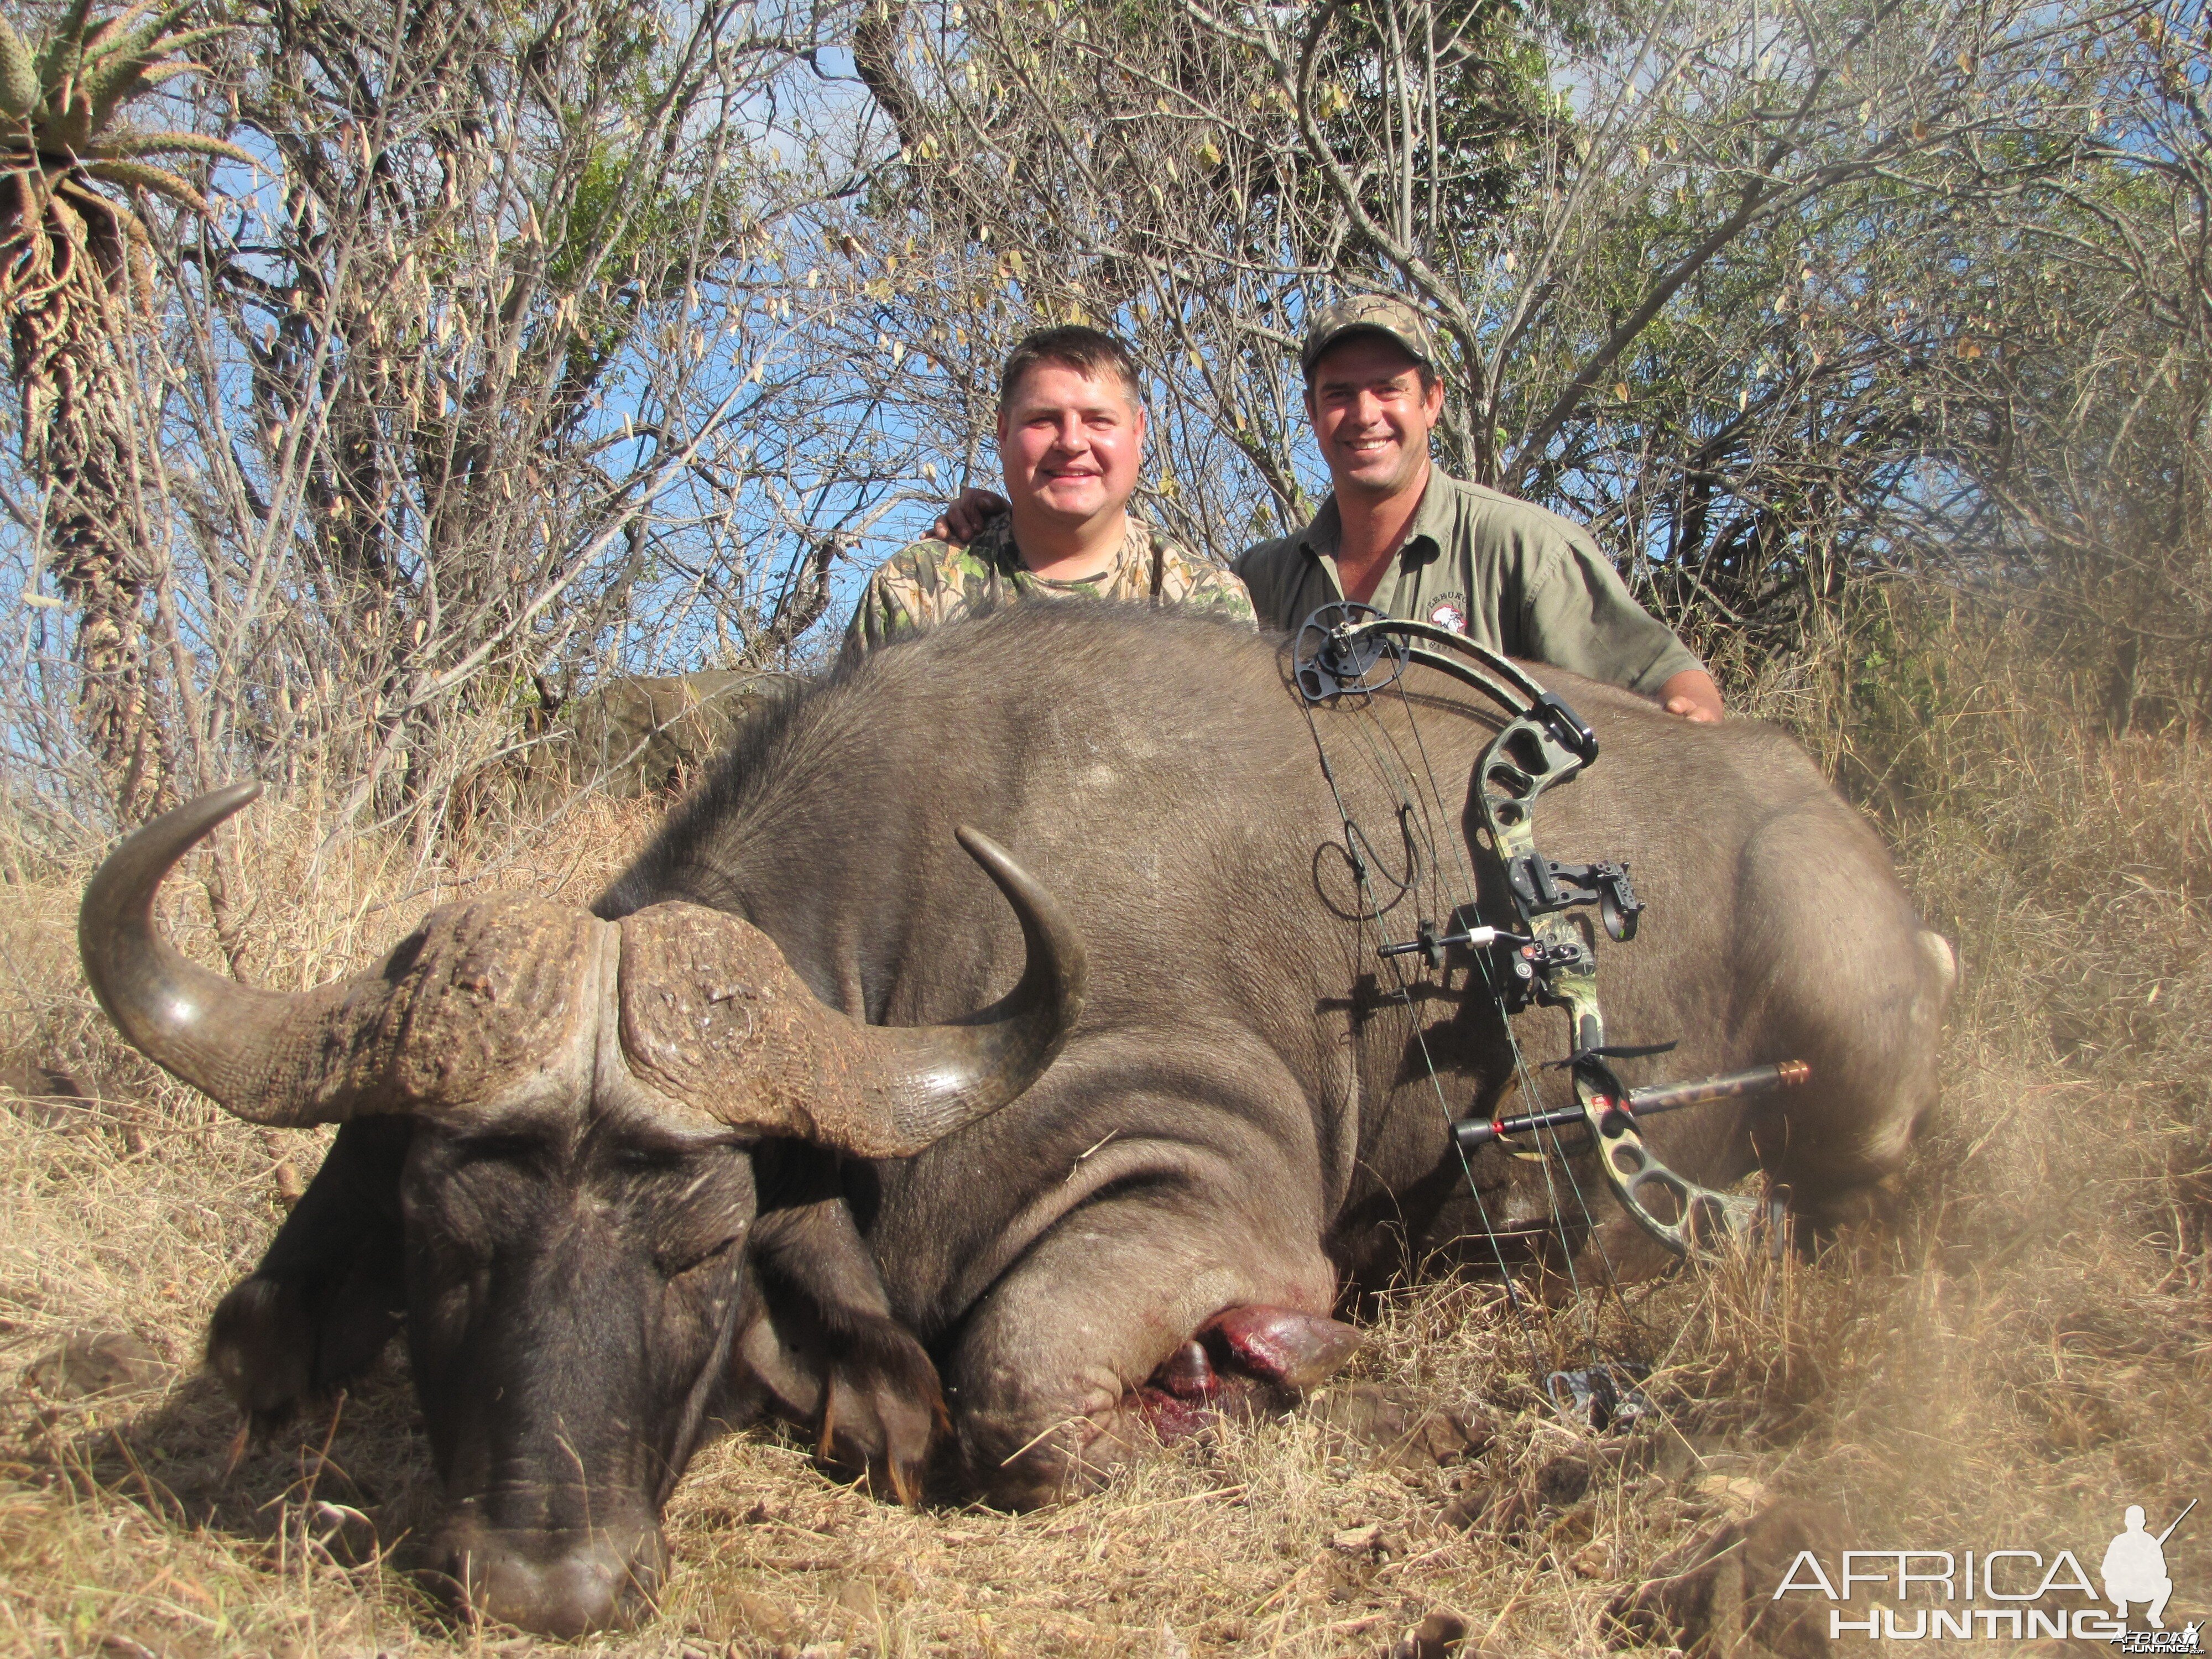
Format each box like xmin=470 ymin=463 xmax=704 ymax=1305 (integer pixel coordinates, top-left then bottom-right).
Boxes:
xmin=2 ymin=690 xmax=2207 ymax=1657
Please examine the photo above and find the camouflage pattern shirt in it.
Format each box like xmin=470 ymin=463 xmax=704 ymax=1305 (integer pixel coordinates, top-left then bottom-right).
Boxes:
xmin=840 ymin=511 xmax=1256 ymax=663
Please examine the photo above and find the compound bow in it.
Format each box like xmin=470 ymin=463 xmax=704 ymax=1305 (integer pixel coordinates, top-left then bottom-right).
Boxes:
xmin=1295 ymin=602 xmax=1804 ymax=1257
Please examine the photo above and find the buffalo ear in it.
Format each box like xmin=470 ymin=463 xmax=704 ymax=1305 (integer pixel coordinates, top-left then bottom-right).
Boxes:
xmin=614 ymin=827 xmax=1084 ymax=1157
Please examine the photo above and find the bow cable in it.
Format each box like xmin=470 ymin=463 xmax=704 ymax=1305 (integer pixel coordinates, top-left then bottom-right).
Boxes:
xmin=1296 ymin=648 xmax=1638 ymax=1371
xmin=1293 ymin=684 xmax=1561 ymax=1378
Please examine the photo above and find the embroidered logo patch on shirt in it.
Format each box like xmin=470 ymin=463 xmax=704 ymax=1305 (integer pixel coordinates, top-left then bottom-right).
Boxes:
xmin=1429 ymin=596 xmax=1469 ymax=635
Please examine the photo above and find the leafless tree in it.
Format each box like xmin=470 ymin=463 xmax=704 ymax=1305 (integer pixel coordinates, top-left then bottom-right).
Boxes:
xmin=1931 ymin=0 xmax=2212 ymax=728
xmin=841 ymin=0 xmax=2144 ymax=645
xmin=2 ymin=0 xmax=957 ymax=847
xmin=5 ymin=0 xmax=2207 ymax=864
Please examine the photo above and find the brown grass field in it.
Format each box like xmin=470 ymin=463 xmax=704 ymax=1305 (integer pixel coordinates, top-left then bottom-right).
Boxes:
xmin=2 ymin=612 xmax=2207 ymax=1657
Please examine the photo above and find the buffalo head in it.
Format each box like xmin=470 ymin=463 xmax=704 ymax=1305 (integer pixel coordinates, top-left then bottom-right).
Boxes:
xmin=79 ymin=782 xmax=1084 ymax=1635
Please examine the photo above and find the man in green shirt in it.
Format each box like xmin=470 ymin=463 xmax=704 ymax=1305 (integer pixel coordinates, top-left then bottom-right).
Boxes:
xmin=927 ymin=299 xmax=1722 ymax=721
xmin=1238 ymin=295 xmax=1722 ymax=721
xmin=841 ymin=326 xmax=1254 ymax=664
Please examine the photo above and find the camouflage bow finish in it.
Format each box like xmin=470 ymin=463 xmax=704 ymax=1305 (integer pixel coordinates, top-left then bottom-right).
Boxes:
xmin=1308 ymin=612 xmax=1762 ymax=1256
xmin=1464 ymin=698 xmax=1762 ymax=1254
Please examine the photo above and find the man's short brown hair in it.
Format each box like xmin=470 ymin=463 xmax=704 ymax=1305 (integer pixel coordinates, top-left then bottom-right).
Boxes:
xmin=998 ymin=325 xmax=1144 ymax=409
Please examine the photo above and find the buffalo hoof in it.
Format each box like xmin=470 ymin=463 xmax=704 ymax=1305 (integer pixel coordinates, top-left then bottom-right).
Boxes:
xmin=738 ymin=1302 xmax=948 ymax=1505
xmin=205 ymin=1276 xmax=315 ymax=1423
xmin=818 ymin=1351 xmax=944 ymax=1505
xmin=426 ymin=1519 xmax=667 ymax=1637
xmin=206 ymin=1265 xmax=402 ymax=1428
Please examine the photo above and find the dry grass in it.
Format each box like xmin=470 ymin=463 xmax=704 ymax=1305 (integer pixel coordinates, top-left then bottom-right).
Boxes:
xmin=3 ymin=608 xmax=2209 ymax=1657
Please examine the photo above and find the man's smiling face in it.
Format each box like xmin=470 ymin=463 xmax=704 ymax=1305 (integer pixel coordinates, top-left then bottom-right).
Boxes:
xmin=997 ymin=362 xmax=1145 ymax=529
xmin=1305 ymin=333 xmax=1444 ymax=502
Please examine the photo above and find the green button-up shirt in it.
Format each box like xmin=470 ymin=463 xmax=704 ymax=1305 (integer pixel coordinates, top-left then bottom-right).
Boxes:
xmin=1234 ymin=471 xmax=1702 ymax=696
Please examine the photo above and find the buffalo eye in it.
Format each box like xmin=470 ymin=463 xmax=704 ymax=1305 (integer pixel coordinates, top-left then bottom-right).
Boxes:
xmin=621 ymin=1154 xmax=753 ymax=1281
xmin=654 ymin=1229 xmax=744 ymax=1280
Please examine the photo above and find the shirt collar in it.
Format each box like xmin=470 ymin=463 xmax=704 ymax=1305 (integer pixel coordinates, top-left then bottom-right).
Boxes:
xmin=992 ymin=510 xmax=1152 ymax=581
xmin=1297 ymin=468 xmax=1451 ymax=567
xmin=1295 ymin=495 xmax=1345 ymax=559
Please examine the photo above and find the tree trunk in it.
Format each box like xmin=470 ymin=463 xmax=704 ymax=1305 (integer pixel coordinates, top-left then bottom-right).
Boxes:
xmin=13 ymin=292 xmax=170 ymax=820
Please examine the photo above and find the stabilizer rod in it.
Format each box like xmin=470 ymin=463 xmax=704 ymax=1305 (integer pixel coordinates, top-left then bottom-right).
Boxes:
xmin=1454 ymin=1061 xmax=1811 ymax=1152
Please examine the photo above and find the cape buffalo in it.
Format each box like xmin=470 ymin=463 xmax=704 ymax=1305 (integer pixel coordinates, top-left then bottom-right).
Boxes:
xmin=77 ymin=784 xmax=1083 ymax=1635
xmin=596 ymin=605 xmax=1950 ymax=1505
xmin=80 ymin=603 xmax=1948 ymax=1629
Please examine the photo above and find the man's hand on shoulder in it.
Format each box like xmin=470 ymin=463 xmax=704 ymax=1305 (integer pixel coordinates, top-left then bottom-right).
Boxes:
xmin=1660 ymin=669 xmax=1725 ymax=724
xmin=930 ymin=487 xmax=1009 ymax=546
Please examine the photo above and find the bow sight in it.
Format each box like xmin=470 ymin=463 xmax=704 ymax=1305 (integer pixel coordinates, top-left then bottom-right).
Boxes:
xmin=1293 ymin=602 xmax=1805 ymax=1257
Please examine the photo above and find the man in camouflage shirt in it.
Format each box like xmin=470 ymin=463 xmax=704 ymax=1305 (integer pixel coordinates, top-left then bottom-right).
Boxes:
xmin=841 ymin=325 xmax=1253 ymax=662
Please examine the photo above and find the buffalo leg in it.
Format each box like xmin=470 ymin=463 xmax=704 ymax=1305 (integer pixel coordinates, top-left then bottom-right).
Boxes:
xmin=206 ymin=1118 xmax=410 ymax=1425
xmin=943 ymin=1177 xmax=1348 ymax=1507
xmin=729 ymin=1151 xmax=945 ymax=1503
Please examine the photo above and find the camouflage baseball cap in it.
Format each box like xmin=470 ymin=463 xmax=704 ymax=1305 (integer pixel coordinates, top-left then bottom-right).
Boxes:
xmin=1300 ymin=293 xmax=1441 ymax=380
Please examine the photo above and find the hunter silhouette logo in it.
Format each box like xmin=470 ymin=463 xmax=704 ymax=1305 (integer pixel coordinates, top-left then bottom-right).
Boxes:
xmin=2104 ymin=1501 xmax=2198 ymax=1653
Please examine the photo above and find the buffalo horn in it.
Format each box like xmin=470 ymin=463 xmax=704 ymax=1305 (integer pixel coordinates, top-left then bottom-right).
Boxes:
xmin=79 ymin=783 xmax=602 ymax=1126
xmin=79 ymin=781 xmax=356 ymax=1124
xmin=614 ymin=827 xmax=1086 ymax=1158
xmin=859 ymin=825 xmax=1088 ymax=1148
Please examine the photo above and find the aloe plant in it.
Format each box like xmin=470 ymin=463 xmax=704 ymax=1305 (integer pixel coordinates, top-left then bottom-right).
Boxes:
xmin=0 ymin=1 xmax=248 ymax=816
